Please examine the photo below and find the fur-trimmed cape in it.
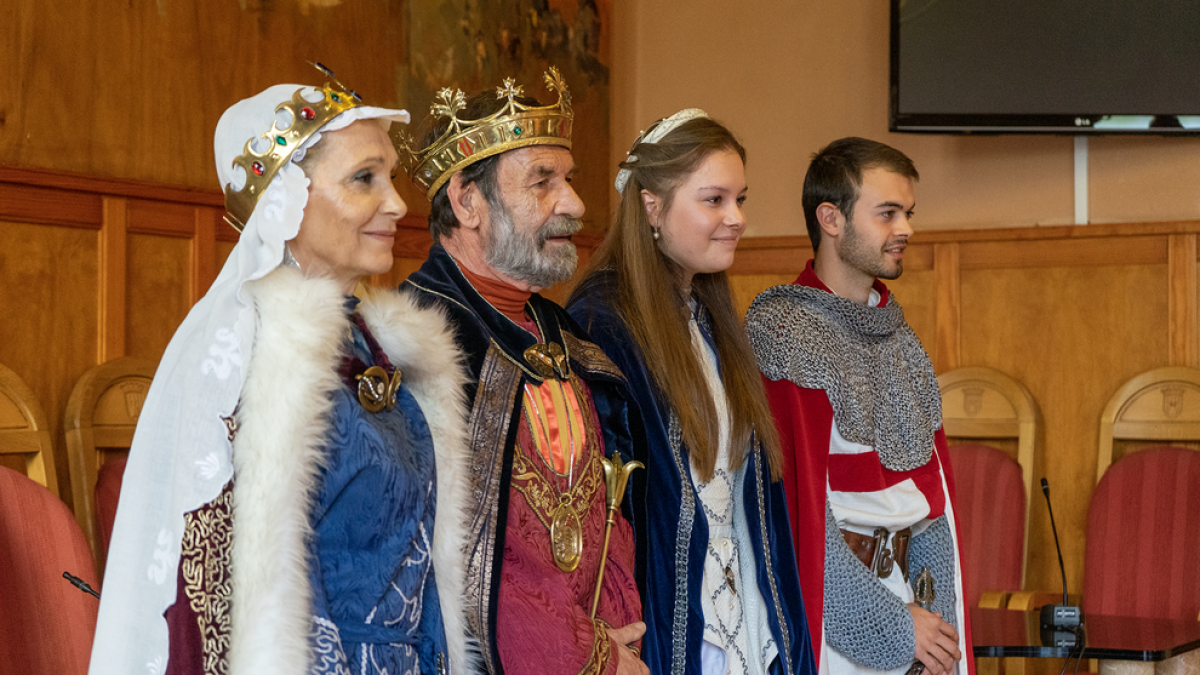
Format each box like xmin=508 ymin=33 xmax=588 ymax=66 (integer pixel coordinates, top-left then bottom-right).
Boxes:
xmin=229 ymin=266 xmax=477 ymax=674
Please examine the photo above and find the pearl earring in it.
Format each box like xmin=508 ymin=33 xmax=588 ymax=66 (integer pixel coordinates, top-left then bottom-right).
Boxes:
xmin=651 ymin=227 xmax=660 ymax=241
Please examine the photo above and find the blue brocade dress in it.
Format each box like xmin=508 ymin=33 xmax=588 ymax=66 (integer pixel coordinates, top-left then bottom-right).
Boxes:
xmin=307 ymin=306 xmax=448 ymax=675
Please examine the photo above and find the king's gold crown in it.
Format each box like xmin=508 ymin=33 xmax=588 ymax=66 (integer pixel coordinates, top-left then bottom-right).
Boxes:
xmin=223 ymin=82 xmax=362 ymax=232
xmin=397 ymin=67 xmax=573 ymax=199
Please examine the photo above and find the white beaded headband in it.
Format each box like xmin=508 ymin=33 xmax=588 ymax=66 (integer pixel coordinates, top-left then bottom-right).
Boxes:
xmin=614 ymin=107 xmax=709 ymax=194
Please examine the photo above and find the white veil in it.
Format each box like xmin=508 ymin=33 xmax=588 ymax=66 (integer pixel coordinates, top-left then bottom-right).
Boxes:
xmin=88 ymin=84 xmax=409 ymax=675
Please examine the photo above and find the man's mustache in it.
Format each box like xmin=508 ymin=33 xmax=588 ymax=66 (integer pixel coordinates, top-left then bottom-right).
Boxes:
xmin=537 ymin=217 xmax=584 ymax=247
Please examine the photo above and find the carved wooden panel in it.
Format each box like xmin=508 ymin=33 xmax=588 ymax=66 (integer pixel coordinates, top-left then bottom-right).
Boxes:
xmin=126 ymin=233 xmax=191 ymax=363
xmin=0 ymin=219 xmax=99 ymax=507
xmin=959 ymin=263 xmax=1169 ymax=598
xmin=1098 ymin=367 xmax=1200 ymax=481
xmin=730 ymin=274 xmax=794 ymax=318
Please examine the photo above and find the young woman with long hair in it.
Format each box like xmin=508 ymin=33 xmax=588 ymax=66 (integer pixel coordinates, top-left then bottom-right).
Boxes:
xmin=568 ymin=110 xmax=816 ymax=675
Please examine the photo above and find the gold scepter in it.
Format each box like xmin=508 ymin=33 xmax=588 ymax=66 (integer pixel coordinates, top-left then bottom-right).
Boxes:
xmin=589 ymin=453 xmax=645 ymax=619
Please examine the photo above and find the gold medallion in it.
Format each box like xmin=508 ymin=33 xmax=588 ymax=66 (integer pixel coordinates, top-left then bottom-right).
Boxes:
xmin=549 ymin=499 xmax=583 ymax=572
xmin=524 ymin=342 xmax=571 ymax=381
xmin=355 ymin=365 xmax=402 ymax=413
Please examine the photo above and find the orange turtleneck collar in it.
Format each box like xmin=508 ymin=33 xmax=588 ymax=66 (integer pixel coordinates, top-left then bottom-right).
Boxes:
xmin=458 ymin=260 xmax=532 ymax=322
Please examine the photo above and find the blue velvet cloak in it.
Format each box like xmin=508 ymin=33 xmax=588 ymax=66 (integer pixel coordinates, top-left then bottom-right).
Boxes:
xmin=568 ymin=272 xmax=817 ymax=675
xmin=308 ymin=310 xmax=448 ymax=675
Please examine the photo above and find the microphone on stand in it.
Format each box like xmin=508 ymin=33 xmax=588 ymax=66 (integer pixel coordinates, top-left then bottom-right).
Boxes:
xmin=1039 ymin=478 xmax=1082 ymax=644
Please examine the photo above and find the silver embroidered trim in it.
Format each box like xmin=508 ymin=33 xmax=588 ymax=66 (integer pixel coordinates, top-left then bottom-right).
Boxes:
xmin=669 ymin=414 xmax=694 ymax=675
xmin=746 ymin=284 xmax=941 ymax=471
xmin=310 ymin=616 xmax=352 ymax=675
xmin=753 ymin=437 xmax=793 ymax=674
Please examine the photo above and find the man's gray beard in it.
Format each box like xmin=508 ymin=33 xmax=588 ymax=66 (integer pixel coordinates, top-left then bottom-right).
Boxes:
xmin=840 ymin=216 xmax=903 ymax=281
xmin=485 ymin=199 xmax=582 ymax=289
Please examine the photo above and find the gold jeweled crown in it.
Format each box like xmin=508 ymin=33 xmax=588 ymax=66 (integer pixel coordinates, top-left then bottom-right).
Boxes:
xmin=396 ymin=67 xmax=573 ymax=199
xmin=223 ymin=82 xmax=363 ymax=232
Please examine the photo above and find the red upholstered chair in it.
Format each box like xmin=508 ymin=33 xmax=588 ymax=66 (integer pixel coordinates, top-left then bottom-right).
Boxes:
xmin=0 ymin=465 xmax=99 ymax=675
xmin=1083 ymin=446 xmax=1200 ymax=621
xmin=94 ymin=454 xmax=128 ymax=554
xmin=939 ymin=367 xmax=1039 ymax=610
xmin=1090 ymin=366 xmax=1200 ymax=623
xmin=947 ymin=443 xmax=1026 ymax=608
xmin=65 ymin=357 xmax=155 ymax=576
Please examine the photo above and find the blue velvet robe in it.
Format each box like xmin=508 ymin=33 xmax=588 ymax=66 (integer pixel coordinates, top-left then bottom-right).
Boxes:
xmin=568 ymin=272 xmax=817 ymax=675
xmin=308 ymin=309 xmax=448 ymax=674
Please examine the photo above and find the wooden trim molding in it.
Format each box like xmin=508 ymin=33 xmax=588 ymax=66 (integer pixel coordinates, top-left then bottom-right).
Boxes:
xmin=98 ymin=197 xmax=128 ymax=361
xmin=934 ymin=243 xmax=962 ymax=372
xmin=730 ymin=220 xmax=1200 ymax=275
xmin=0 ymin=165 xmax=224 ymax=207
xmin=192 ymin=208 xmax=219 ymax=304
xmin=1168 ymin=234 xmax=1199 ymax=368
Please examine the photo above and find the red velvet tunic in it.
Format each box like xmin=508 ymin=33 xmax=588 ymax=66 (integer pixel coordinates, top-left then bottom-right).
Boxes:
xmin=468 ymin=268 xmax=642 ymax=675
xmin=497 ymin=373 xmax=641 ymax=674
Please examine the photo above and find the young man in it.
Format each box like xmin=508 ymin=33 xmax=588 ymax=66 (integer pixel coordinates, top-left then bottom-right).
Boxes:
xmin=398 ymin=69 xmax=647 ymax=675
xmin=746 ymin=137 xmax=971 ymax=675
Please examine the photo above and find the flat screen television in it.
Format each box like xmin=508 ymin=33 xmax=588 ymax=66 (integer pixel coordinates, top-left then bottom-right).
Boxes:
xmin=890 ymin=0 xmax=1200 ymax=135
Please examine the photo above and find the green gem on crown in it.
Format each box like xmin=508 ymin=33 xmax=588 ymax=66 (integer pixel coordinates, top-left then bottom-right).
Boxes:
xmin=514 ymin=125 xmax=523 ymax=135
xmin=275 ymin=136 xmax=287 ymax=146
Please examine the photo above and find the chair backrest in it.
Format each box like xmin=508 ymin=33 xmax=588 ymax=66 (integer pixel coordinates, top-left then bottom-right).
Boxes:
xmin=1097 ymin=365 xmax=1200 ymax=481
xmin=0 ymin=465 xmax=99 ymax=675
xmin=947 ymin=443 xmax=1026 ymax=608
xmin=1083 ymin=446 xmax=1200 ymax=621
xmin=64 ymin=357 xmax=155 ymax=573
xmin=0 ymin=361 xmax=58 ymax=496
xmin=938 ymin=366 xmax=1040 ymax=606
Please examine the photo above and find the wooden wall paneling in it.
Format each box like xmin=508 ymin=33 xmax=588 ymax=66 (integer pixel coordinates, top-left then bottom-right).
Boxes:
xmin=934 ymin=243 xmax=962 ymax=373
xmin=393 ymin=258 xmax=427 ymax=282
xmin=729 ymin=239 xmax=814 ymax=275
xmin=125 ymin=233 xmax=193 ymax=364
xmin=887 ymin=267 xmax=938 ymax=364
xmin=216 ymin=240 xmax=236 ymax=273
xmin=1 ymin=0 xmax=413 ymax=191
xmin=731 ymin=274 xmax=798 ymax=318
xmin=0 ymin=181 xmax=103 ymax=228
xmin=959 ymin=235 xmax=1166 ymax=270
xmin=0 ymin=219 xmax=100 ymax=510
xmin=1167 ymin=234 xmax=1199 ymax=367
xmin=191 ymin=206 xmax=220 ymax=304
xmin=958 ymin=263 xmax=1169 ymax=598
xmin=126 ymin=197 xmax=198 ymax=363
xmin=98 ymin=197 xmax=128 ymax=361
xmin=394 ymin=220 xmax=434 ymax=260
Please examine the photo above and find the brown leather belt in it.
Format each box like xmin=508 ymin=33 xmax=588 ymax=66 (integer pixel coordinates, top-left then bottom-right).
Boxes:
xmin=841 ymin=527 xmax=912 ymax=581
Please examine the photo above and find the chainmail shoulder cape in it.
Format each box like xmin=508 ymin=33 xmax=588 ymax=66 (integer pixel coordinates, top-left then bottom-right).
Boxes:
xmin=746 ymin=283 xmax=942 ymax=472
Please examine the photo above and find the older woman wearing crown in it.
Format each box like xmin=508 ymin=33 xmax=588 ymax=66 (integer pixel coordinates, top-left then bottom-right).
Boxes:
xmin=89 ymin=76 xmax=475 ymax=675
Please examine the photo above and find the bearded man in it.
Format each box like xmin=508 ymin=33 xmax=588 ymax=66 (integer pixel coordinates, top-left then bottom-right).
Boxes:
xmin=745 ymin=138 xmax=973 ymax=675
xmin=399 ymin=70 xmax=646 ymax=675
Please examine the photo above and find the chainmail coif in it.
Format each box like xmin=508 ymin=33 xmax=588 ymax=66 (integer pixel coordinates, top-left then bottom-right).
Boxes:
xmin=745 ymin=284 xmax=942 ymax=472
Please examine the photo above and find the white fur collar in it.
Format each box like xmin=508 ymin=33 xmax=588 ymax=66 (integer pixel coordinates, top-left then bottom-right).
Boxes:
xmin=229 ymin=267 xmax=476 ymax=674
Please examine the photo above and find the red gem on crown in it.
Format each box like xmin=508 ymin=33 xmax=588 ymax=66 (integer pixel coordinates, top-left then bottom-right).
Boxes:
xmin=301 ymin=107 xmax=316 ymax=121
xmin=251 ymin=161 xmax=265 ymax=176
